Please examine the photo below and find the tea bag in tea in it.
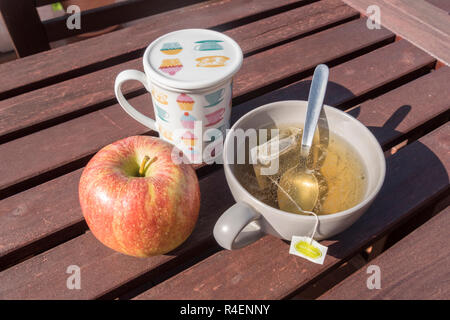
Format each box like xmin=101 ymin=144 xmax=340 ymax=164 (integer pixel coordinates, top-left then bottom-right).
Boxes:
xmin=250 ymin=127 xmax=302 ymax=190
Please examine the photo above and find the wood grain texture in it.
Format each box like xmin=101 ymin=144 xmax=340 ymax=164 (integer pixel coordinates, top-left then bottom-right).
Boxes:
xmin=320 ymin=206 xmax=450 ymax=300
xmin=0 ymin=0 xmax=308 ymax=99
xmin=133 ymin=124 xmax=450 ymax=300
xmin=1 ymin=67 xmax=447 ymax=300
xmin=342 ymin=0 xmax=450 ymax=65
xmin=0 ymin=18 xmax=394 ymax=195
xmin=0 ymin=1 xmax=359 ymax=142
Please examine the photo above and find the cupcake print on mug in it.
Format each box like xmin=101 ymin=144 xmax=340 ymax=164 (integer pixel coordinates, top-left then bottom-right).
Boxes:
xmin=151 ymin=88 xmax=168 ymax=105
xmin=114 ymin=29 xmax=243 ymax=164
xmin=177 ymin=94 xmax=195 ymax=111
xmin=159 ymin=59 xmax=183 ymax=75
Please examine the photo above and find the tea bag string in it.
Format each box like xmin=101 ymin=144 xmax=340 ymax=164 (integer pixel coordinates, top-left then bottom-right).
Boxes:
xmin=268 ymin=176 xmax=319 ymax=244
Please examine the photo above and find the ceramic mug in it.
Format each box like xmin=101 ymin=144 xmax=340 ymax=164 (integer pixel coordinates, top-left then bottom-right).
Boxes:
xmin=214 ymin=100 xmax=386 ymax=250
xmin=114 ymin=29 xmax=242 ymax=163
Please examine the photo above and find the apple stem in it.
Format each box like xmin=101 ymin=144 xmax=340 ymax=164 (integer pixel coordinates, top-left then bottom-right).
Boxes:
xmin=139 ymin=155 xmax=151 ymax=177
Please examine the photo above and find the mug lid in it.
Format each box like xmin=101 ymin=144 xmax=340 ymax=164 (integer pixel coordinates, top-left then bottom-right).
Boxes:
xmin=144 ymin=29 xmax=243 ymax=90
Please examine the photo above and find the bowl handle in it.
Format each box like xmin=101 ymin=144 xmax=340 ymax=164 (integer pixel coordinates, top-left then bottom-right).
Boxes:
xmin=213 ymin=202 xmax=263 ymax=250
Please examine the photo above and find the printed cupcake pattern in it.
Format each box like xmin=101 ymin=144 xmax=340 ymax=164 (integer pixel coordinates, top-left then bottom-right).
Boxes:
xmin=156 ymin=38 xmax=230 ymax=79
xmin=181 ymin=131 xmax=197 ymax=147
xmin=159 ymin=59 xmax=183 ymax=76
xmin=177 ymin=93 xmax=195 ymax=111
xmin=160 ymin=42 xmax=183 ymax=55
xmin=180 ymin=112 xmax=197 ymax=129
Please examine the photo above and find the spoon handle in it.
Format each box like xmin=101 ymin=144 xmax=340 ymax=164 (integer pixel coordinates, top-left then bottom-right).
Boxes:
xmin=301 ymin=64 xmax=329 ymax=157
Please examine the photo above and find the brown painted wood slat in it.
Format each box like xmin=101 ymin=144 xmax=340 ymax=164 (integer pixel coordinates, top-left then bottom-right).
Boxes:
xmin=133 ymin=124 xmax=450 ymax=300
xmin=44 ymin=0 xmax=207 ymax=41
xmin=0 ymin=39 xmax=441 ymax=270
xmin=0 ymin=0 xmax=50 ymax=57
xmin=0 ymin=64 xmax=448 ymax=299
xmin=425 ymin=0 xmax=450 ymax=13
xmin=342 ymin=0 xmax=450 ymax=65
xmin=0 ymin=0 xmax=359 ymax=142
xmin=0 ymin=18 xmax=394 ymax=196
xmin=320 ymin=206 xmax=450 ymax=300
xmin=0 ymin=41 xmax=438 ymax=274
xmin=0 ymin=168 xmax=234 ymax=299
xmin=0 ymin=0 xmax=309 ymax=100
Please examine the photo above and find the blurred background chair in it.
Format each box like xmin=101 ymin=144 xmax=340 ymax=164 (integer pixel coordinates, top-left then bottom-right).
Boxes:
xmin=0 ymin=0 xmax=205 ymax=58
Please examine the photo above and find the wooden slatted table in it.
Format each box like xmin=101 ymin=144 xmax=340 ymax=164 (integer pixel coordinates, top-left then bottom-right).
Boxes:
xmin=0 ymin=0 xmax=448 ymax=300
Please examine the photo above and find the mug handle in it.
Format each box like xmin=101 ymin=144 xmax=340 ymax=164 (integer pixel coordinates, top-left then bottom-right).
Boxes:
xmin=213 ymin=202 xmax=264 ymax=250
xmin=114 ymin=69 xmax=157 ymax=131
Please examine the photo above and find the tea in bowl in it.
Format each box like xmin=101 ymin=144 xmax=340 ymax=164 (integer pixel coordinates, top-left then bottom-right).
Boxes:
xmin=214 ymin=100 xmax=385 ymax=250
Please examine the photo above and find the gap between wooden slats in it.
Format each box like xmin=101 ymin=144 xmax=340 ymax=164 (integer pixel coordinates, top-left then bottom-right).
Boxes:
xmin=0 ymin=67 xmax=448 ymax=299
xmin=131 ymin=124 xmax=449 ymax=300
xmin=0 ymin=0 xmax=360 ymax=143
xmin=0 ymin=39 xmax=441 ymax=271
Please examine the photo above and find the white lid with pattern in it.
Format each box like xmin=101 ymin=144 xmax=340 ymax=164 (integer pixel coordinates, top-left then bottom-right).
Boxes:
xmin=144 ymin=29 xmax=243 ymax=91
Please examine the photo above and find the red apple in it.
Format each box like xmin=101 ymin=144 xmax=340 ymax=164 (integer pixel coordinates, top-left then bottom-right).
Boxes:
xmin=79 ymin=135 xmax=200 ymax=257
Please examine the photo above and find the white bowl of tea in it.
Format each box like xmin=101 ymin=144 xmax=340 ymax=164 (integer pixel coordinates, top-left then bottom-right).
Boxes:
xmin=214 ymin=100 xmax=385 ymax=250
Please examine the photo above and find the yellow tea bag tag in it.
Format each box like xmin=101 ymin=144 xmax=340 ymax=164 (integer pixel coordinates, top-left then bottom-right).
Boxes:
xmin=289 ymin=236 xmax=327 ymax=265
